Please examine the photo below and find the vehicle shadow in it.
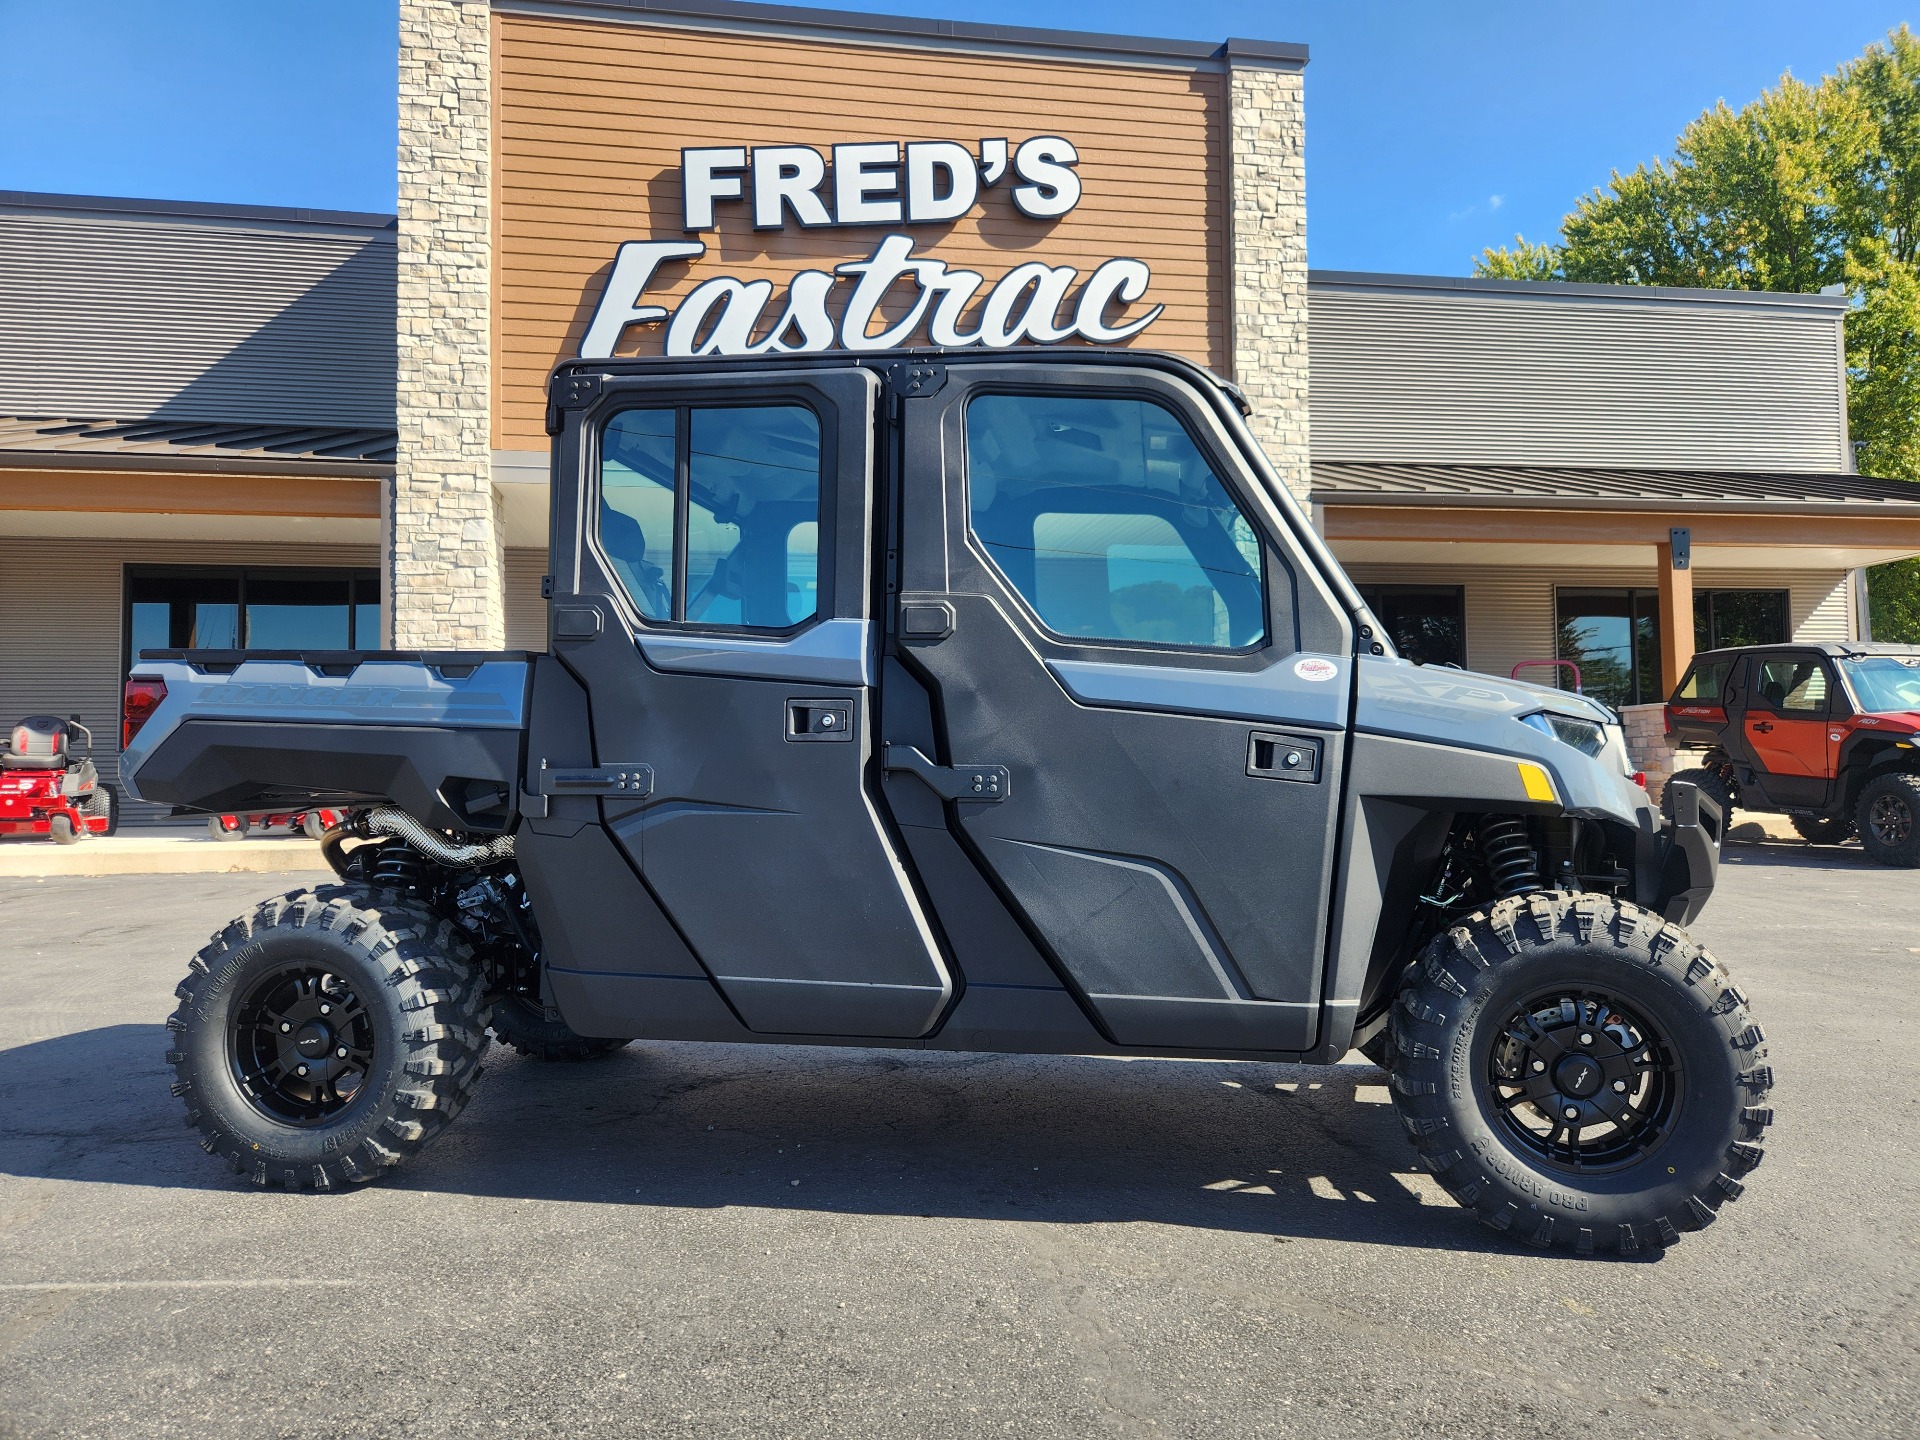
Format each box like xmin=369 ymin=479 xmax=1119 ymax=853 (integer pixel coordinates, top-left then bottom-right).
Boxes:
xmin=0 ymin=1022 xmax=1629 ymax=1259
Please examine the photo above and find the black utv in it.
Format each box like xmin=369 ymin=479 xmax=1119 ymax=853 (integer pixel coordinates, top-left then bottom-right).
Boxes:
xmin=122 ymin=349 xmax=1766 ymax=1254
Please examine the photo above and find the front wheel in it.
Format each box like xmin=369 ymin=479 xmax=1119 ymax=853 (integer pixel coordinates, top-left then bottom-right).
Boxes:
xmin=1388 ymin=892 xmax=1773 ymax=1253
xmin=1857 ymin=773 xmax=1920 ymax=867
xmin=166 ymin=887 xmax=490 ymax=1188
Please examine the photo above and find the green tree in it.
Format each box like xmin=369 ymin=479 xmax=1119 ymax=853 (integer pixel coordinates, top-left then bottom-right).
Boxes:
xmin=1476 ymin=27 xmax=1920 ymax=639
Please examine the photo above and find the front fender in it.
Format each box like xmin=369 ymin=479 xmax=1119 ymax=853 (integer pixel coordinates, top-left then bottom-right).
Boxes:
xmin=1641 ymin=780 xmax=1722 ymax=925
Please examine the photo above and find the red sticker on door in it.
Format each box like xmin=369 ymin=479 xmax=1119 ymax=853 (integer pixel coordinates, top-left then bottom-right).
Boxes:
xmin=1293 ymin=657 xmax=1339 ymax=683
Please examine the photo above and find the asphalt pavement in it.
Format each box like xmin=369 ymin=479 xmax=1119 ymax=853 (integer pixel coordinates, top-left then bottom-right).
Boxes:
xmin=0 ymin=842 xmax=1914 ymax=1438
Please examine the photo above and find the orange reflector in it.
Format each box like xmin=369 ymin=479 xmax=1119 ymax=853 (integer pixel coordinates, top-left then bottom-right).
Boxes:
xmin=1517 ymin=762 xmax=1558 ymax=803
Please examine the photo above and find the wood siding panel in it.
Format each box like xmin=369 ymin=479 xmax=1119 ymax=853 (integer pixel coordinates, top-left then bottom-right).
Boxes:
xmin=493 ymin=13 xmax=1227 ymax=449
xmin=1311 ymin=285 xmax=1851 ymax=471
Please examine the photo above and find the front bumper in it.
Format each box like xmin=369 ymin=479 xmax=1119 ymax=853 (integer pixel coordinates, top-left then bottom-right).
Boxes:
xmin=1641 ymin=780 xmax=1723 ymax=926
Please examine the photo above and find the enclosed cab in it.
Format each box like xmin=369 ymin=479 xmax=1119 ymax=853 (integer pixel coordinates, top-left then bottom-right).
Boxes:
xmin=124 ymin=350 xmax=1766 ymax=1254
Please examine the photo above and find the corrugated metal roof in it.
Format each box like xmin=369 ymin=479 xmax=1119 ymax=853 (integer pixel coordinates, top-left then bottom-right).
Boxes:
xmin=0 ymin=415 xmax=395 ymax=466
xmin=1313 ymin=462 xmax=1920 ymax=511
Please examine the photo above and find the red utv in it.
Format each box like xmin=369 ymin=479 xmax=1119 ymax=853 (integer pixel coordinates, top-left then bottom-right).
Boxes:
xmin=1664 ymin=642 xmax=1920 ymax=866
xmin=0 ymin=715 xmax=118 ymax=844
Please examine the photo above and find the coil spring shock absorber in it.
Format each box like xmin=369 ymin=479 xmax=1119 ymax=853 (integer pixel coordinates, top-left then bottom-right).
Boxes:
xmin=369 ymin=839 xmax=430 ymax=891
xmin=1479 ymin=816 xmax=1544 ymax=897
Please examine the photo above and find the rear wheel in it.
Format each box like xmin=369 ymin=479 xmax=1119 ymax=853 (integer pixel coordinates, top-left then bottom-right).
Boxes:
xmin=83 ymin=784 xmax=118 ymax=837
xmin=1388 ymin=891 xmax=1773 ymax=1253
xmin=1858 ymin=773 xmax=1920 ymax=868
xmin=1789 ymin=813 xmax=1853 ymax=845
xmin=1661 ymin=767 xmax=1735 ymax=826
xmin=166 ymin=886 xmax=490 ymax=1188
xmin=488 ymin=993 xmax=631 ymax=1061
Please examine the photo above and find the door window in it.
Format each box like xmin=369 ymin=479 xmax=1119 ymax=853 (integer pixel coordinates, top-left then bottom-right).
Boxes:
xmin=599 ymin=403 xmax=823 ymax=629
xmin=1755 ymin=657 xmax=1829 ymax=715
xmin=963 ymin=393 xmax=1266 ymax=650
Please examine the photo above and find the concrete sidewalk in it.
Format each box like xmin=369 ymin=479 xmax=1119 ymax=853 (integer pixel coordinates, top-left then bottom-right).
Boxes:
xmin=0 ymin=833 xmax=327 ymax=878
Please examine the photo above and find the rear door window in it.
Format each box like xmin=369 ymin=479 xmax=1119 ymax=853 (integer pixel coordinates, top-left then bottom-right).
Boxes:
xmin=600 ymin=403 xmax=822 ymax=630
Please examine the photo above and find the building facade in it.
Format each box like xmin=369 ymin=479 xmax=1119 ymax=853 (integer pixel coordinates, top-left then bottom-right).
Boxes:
xmin=4 ymin=0 xmax=1920 ymax=823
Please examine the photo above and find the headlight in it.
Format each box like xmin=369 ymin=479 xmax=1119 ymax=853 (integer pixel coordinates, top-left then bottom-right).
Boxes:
xmin=1520 ymin=710 xmax=1607 ymax=757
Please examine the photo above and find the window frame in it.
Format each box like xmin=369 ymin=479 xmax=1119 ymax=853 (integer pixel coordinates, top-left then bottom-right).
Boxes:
xmin=123 ymin=564 xmax=381 ymax=671
xmin=956 ymin=385 xmax=1282 ymax=660
xmin=592 ymin=394 xmax=834 ymax=638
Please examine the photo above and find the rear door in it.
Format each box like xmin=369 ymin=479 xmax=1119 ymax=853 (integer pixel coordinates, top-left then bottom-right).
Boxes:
xmin=1745 ymin=652 xmax=1838 ymax=807
xmin=888 ymin=361 xmax=1355 ymax=1053
xmin=546 ymin=367 xmax=949 ymax=1038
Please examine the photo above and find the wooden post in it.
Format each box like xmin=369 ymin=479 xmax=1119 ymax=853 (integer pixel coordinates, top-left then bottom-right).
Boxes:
xmin=1655 ymin=527 xmax=1695 ymax=697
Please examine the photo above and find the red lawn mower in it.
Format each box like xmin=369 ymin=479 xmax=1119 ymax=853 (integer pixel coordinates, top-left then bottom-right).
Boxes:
xmin=206 ymin=808 xmax=345 ymax=842
xmin=0 ymin=715 xmax=118 ymax=844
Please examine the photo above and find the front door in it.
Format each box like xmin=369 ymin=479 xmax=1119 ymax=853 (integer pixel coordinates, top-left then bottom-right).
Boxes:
xmin=1745 ymin=652 xmax=1838 ymax=808
xmin=549 ymin=367 xmax=950 ymax=1038
xmin=889 ymin=362 xmax=1355 ymax=1053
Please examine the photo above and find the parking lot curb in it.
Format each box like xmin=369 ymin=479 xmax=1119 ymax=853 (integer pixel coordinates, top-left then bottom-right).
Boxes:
xmin=0 ymin=835 xmax=328 ymax=878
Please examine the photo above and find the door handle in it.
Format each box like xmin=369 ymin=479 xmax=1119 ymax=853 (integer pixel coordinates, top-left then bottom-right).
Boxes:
xmin=1752 ymin=720 xmax=1774 ymax=734
xmin=882 ymin=745 xmax=1010 ymax=801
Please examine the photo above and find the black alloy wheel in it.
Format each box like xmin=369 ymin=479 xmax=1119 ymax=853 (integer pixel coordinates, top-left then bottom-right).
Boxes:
xmin=1486 ymin=988 xmax=1682 ymax=1173
xmin=1857 ymin=773 xmax=1920 ymax=867
xmin=228 ymin=966 xmax=376 ymax=1125
xmin=168 ymin=887 xmax=491 ymax=1189
xmin=1387 ymin=890 xmax=1773 ymax=1253
xmin=1869 ymin=792 xmax=1914 ymax=847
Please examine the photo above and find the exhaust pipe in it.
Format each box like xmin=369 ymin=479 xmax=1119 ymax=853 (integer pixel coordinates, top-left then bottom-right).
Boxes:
xmin=355 ymin=807 xmax=516 ymax=868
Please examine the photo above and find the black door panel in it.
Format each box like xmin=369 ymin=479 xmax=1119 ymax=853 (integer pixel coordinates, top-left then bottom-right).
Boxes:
xmin=891 ymin=367 xmax=1353 ymax=1053
xmin=548 ymin=368 xmax=952 ymax=1040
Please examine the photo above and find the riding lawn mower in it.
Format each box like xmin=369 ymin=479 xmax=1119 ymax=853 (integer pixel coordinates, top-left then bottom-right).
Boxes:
xmin=0 ymin=715 xmax=118 ymax=844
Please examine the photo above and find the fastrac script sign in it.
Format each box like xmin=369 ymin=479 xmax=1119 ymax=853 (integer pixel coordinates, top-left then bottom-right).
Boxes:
xmin=579 ymin=136 xmax=1164 ymax=359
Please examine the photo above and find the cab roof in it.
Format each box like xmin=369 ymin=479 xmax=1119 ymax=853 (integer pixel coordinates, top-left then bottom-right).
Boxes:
xmin=1690 ymin=641 xmax=1920 ymax=663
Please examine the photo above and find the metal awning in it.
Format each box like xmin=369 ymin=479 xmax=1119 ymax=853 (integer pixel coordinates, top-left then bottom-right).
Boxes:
xmin=1312 ymin=461 xmax=1920 ymax=516
xmin=0 ymin=415 xmax=396 ymax=474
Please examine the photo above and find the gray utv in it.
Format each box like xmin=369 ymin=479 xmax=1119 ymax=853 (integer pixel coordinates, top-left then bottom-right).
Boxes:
xmin=121 ymin=349 xmax=1766 ymax=1253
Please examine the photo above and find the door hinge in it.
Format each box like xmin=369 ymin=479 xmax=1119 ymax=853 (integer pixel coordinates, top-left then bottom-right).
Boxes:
xmin=882 ymin=745 xmax=1009 ymax=801
xmin=534 ymin=760 xmax=654 ymax=797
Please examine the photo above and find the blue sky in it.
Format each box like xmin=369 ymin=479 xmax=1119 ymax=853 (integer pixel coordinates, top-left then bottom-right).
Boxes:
xmin=0 ymin=0 xmax=1911 ymax=274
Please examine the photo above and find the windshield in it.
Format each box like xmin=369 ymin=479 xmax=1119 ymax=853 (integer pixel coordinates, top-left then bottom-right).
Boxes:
xmin=1840 ymin=655 xmax=1920 ymax=713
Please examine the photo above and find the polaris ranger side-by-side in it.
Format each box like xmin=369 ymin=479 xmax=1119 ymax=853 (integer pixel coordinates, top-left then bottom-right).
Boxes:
xmin=121 ymin=350 xmax=1766 ymax=1253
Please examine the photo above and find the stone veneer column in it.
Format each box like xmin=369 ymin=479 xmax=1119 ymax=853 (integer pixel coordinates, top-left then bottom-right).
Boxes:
xmin=1225 ymin=49 xmax=1311 ymax=506
xmin=392 ymin=0 xmax=504 ymax=648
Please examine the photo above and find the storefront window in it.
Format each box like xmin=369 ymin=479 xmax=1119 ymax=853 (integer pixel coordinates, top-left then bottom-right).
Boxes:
xmin=1693 ymin=590 xmax=1788 ymax=651
xmin=1357 ymin=586 xmax=1465 ymax=666
xmin=1555 ymin=588 xmax=1660 ymax=709
xmin=126 ymin=568 xmax=380 ymax=665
